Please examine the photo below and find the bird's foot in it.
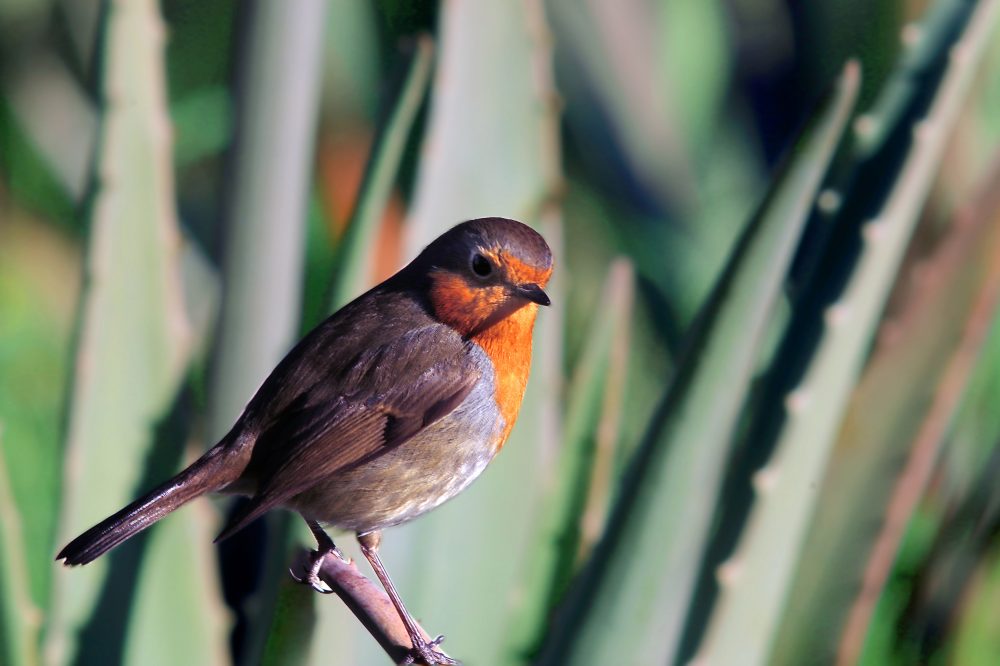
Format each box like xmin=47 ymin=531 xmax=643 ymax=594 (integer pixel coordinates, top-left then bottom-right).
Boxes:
xmin=289 ymin=545 xmax=346 ymax=594
xmin=402 ymin=633 xmax=459 ymax=665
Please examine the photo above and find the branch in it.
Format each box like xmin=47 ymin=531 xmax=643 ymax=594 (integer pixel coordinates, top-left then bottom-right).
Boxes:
xmin=290 ymin=549 xmax=451 ymax=665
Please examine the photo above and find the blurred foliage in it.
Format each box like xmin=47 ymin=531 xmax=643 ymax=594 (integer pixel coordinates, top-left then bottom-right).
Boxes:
xmin=1 ymin=0 xmax=1000 ymax=665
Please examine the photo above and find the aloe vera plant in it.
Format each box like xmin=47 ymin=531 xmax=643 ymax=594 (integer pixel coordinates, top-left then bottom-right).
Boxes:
xmin=697 ymin=2 xmax=1000 ymax=664
xmin=43 ymin=1 xmax=227 ymax=664
xmin=538 ymin=58 xmax=860 ymax=666
xmin=2 ymin=0 xmax=1000 ymax=664
xmin=775 ymin=112 xmax=1000 ymax=666
xmin=204 ymin=2 xmax=328 ymax=664
xmin=327 ymin=36 xmax=434 ymax=312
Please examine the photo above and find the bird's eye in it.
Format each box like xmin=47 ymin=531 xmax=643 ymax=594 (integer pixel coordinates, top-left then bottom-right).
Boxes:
xmin=471 ymin=253 xmax=493 ymax=278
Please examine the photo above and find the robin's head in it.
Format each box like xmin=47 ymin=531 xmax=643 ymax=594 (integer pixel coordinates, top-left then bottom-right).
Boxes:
xmin=414 ymin=218 xmax=553 ymax=337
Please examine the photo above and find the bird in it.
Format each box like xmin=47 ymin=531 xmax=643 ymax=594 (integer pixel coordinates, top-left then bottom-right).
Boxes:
xmin=57 ymin=217 xmax=553 ymax=665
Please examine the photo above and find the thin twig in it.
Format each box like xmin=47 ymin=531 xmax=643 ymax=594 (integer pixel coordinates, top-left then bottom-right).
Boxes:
xmin=291 ymin=549 xmax=450 ymax=665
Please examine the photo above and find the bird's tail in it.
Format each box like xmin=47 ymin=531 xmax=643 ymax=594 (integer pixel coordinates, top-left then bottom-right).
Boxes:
xmin=56 ymin=441 xmax=247 ymax=566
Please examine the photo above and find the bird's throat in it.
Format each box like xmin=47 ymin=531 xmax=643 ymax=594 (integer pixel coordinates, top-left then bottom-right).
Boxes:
xmin=469 ymin=305 xmax=538 ymax=451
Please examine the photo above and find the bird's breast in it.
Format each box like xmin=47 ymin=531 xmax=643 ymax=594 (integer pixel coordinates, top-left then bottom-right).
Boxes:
xmin=468 ymin=304 xmax=538 ymax=450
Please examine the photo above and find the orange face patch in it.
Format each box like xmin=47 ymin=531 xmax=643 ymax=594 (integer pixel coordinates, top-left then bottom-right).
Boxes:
xmin=428 ymin=270 xmax=512 ymax=337
xmin=498 ymin=252 xmax=553 ymax=289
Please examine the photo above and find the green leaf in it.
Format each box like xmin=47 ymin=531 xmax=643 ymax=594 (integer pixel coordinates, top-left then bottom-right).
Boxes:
xmin=507 ymin=259 xmax=634 ymax=655
xmin=0 ymin=95 xmax=79 ymax=224
xmin=0 ymin=426 xmax=41 ymax=666
xmin=44 ymin=1 xmax=227 ymax=662
xmin=123 ymin=505 xmax=230 ymax=666
xmin=0 ymin=218 xmax=78 ymax=622
xmin=328 ymin=36 xmax=434 ymax=311
xmin=773 ymin=118 xmax=1000 ymax=666
xmin=539 ymin=60 xmax=860 ymax=666
xmin=198 ymin=1 xmax=329 ymax=663
xmin=206 ymin=0 xmax=327 ymax=439
xmin=402 ymin=0 xmax=561 ymax=251
xmin=697 ymin=2 xmax=1000 ymax=661
xmin=951 ymin=544 xmax=1000 ymax=666
xmin=939 ymin=258 xmax=1000 ymax=507
xmin=939 ymin=312 xmax=1000 ymax=666
xmin=170 ymin=87 xmax=233 ymax=167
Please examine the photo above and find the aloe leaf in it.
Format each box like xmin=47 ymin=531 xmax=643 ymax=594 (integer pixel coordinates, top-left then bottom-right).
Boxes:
xmin=546 ymin=0 xmax=762 ymax=330
xmin=321 ymin=0 xmax=379 ymax=120
xmin=0 ymin=221 xmax=80 ymax=658
xmin=207 ymin=0 xmax=326 ymax=438
xmin=539 ymin=61 xmax=860 ymax=666
xmin=940 ymin=294 xmax=1000 ymax=506
xmin=402 ymin=0 xmax=561 ymax=251
xmin=545 ymin=0 xmax=703 ymax=209
xmin=951 ymin=544 xmax=1000 ymax=665
xmin=850 ymin=245 xmax=1000 ymax=665
xmin=199 ymin=1 xmax=328 ymax=663
xmin=123 ymin=501 xmax=231 ymax=666
xmin=695 ymin=2 xmax=1000 ymax=663
xmin=773 ymin=150 xmax=1000 ymax=665
xmin=3 ymin=50 xmax=97 ymax=207
xmin=327 ymin=36 xmax=434 ymax=311
xmin=263 ymin=579 xmax=319 ymax=665
xmin=506 ymin=259 xmax=634 ymax=655
xmin=856 ymin=507 xmax=940 ymax=665
xmin=0 ymin=218 xmax=78 ymax=625
xmin=932 ymin=161 xmax=1000 ymax=510
xmin=853 ymin=0 xmax=982 ymax=158
xmin=561 ymin=260 xmax=635 ymax=570
xmin=937 ymin=310 xmax=1000 ymax=665
xmin=44 ymin=1 xmax=228 ymax=664
xmin=0 ymin=427 xmax=40 ymax=666
xmin=170 ymin=88 xmax=232 ymax=167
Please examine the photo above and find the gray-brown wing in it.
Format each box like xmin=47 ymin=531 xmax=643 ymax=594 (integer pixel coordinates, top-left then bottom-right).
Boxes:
xmin=215 ymin=328 xmax=480 ymax=541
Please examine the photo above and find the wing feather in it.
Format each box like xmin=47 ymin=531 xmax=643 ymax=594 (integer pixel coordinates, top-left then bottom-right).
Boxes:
xmin=216 ymin=326 xmax=480 ymax=541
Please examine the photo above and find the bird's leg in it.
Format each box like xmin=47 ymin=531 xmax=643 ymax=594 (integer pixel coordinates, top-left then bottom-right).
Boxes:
xmin=290 ymin=517 xmax=345 ymax=594
xmin=358 ymin=531 xmax=458 ymax=666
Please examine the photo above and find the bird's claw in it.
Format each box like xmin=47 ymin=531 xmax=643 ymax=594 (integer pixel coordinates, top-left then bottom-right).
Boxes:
xmin=288 ymin=565 xmax=333 ymax=594
xmin=402 ymin=633 xmax=459 ymax=665
xmin=290 ymin=546 xmax=346 ymax=594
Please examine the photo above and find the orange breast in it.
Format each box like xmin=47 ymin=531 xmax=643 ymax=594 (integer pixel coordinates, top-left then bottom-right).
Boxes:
xmin=470 ymin=305 xmax=538 ymax=450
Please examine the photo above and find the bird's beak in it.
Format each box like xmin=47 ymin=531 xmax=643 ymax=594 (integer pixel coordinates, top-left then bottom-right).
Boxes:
xmin=517 ymin=283 xmax=551 ymax=306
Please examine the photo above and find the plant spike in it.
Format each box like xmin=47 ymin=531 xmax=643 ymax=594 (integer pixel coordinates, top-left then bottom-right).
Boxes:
xmin=695 ymin=2 xmax=1000 ymax=664
xmin=538 ymin=60 xmax=860 ymax=666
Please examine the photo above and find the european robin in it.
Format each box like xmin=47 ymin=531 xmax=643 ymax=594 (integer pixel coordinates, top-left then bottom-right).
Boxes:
xmin=57 ymin=217 xmax=553 ymax=665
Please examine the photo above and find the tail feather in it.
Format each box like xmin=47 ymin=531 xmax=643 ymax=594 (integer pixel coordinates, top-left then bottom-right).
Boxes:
xmin=57 ymin=444 xmax=244 ymax=566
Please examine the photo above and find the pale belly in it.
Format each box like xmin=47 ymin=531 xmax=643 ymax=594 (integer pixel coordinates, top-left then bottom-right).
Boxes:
xmin=289 ymin=374 xmax=504 ymax=534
